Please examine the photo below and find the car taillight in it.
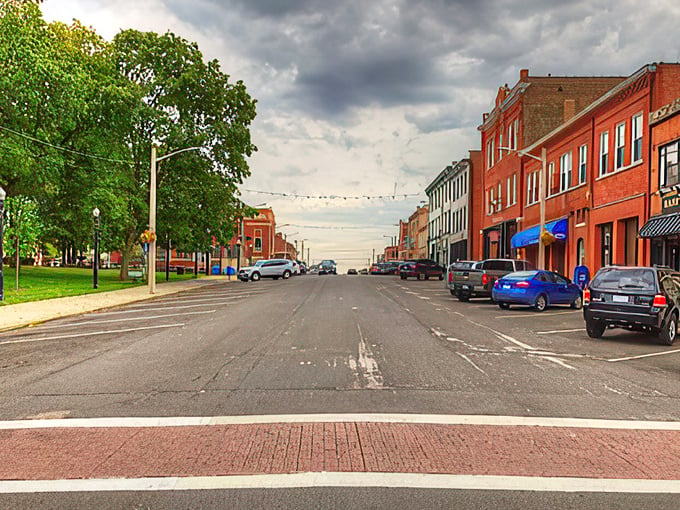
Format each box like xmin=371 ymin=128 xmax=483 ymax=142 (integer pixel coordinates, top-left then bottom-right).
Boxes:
xmin=583 ymin=289 xmax=590 ymax=305
xmin=493 ymin=280 xmax=500 ymax=289
xmin=482 ymin=273 xmax=488 ymax=286
xmin=516 ymin=281 xmax=530 ymax=288
xmin=448 ymin=272 xmax=453 ymax=283
xmin=653 ymin=294 xmax=667 ymax=307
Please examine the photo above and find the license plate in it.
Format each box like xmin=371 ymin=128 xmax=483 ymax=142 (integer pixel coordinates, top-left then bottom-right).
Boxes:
xmin=612 ymin=295 xmax=629 ymax=303
xmin=462 ymin=285 xmax=470 ymax=290
xmin=503 ymin=285 xmax=511 ymax=289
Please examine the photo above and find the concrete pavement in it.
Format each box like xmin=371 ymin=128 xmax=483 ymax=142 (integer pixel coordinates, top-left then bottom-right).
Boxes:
xmin=0 ymin=276 xmax=235 ymax=332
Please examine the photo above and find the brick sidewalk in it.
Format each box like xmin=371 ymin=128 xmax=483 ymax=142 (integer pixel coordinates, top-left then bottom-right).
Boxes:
xmin=2 ymin=422 xmax=678 ymax=481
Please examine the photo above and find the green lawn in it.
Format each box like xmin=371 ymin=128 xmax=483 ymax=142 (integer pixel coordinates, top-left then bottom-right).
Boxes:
xmin=0 ymin=266 xmax=199 ymax=306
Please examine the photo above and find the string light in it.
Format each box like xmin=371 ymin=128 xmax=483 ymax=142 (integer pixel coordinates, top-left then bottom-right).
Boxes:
xmin=243 ymin=188 xmax=422 ymax=200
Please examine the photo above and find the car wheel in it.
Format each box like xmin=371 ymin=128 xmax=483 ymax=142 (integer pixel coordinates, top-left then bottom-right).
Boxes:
xmin=586 ymin=318 xmax=606 ymax=338
xmin=571 ymin=295 xmax=583 ymax=310
xmin=251 ymin=272 xmax=260 ymax=282
xmin=417 ymin=273 xmax=426 ymax=281
xmin=400 ymin=274 xmax=407 ymax=280
xmin=659 ymin=312 xmax=678 ymax=346
xmin=282 ymin=270 xmax=291 ymax=279
xmin=450 ymin=289 xmax=456 ymax=296
xmin=534 ymin=294 xmax=547 ymax=312
xmin=498 ymin=302 xmax=510 ymax=310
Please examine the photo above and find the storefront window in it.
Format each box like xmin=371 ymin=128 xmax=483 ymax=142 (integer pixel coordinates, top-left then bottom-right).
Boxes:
xmin=600 ymin=223 xmax=612 ymax=267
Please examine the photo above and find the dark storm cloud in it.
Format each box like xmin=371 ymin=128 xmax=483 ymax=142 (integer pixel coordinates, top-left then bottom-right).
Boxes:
xmin=165 ymin=0 xmax=680 ymax=132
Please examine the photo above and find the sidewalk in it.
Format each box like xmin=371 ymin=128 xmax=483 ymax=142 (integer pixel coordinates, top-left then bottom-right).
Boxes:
xmin=0 ymin=276 xmax=235 ymax=332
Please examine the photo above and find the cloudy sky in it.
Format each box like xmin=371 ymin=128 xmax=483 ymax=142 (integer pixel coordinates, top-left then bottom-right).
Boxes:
xmin=43 ymin=0 xmax=680 ymax=269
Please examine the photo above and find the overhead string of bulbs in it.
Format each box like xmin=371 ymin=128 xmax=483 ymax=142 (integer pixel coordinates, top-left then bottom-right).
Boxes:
xmin=242 ymin=189 xmax=422 ymax=200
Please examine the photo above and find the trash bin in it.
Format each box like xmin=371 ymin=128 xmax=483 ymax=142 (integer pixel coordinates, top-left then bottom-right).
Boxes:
xmin=176 ymin=266 xmax=184 ymax=275
xmin=226 ymin=266 xmax=236 ymax=276
xmin=212 ymin=265 xmax=220 ymax=275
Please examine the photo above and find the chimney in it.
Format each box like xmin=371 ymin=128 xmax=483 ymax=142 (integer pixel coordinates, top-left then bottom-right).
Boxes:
xmin=519 ymin=68 xmax=529 ymax=81
xmin=564 ymin=99 xmax=576 ymax=122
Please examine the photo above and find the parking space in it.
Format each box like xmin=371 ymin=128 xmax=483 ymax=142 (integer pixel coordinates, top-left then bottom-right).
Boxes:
xmin=0 ymin=280 xmax=275 ymax=347
xmin=380 ymin=276 xmax=680 ymax=371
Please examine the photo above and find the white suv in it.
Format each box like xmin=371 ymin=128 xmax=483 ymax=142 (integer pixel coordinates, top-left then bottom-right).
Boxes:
xmin=239 ymin=259 xmax=295 ymax=282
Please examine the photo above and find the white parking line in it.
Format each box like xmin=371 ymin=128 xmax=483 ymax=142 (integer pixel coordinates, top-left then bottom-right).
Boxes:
xmin=495 ymin=311 xmax=580 ymax=319
xmin=129 ymin=295 xmax=248 ymax=307
xmin=0 ymin=324 xmax=185 ymax=345
xmin=88 ymin=301 xmax=237 ymax=316
xmin=537 ymin=329 xmax=586 ymax=335
xmin=456 ymin=352 xmax=486 ymax=375
xmin=607 ymin=349 xmax=680 ymax=363
xmin=36 ymin=311 xmax=215 ymax=330
xmin=538 ymin=356 xmax=577 ymax=370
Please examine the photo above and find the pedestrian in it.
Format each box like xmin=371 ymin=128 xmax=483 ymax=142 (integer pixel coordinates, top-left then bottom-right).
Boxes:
xmin=573 ymin=259 xmax=590 ymax=291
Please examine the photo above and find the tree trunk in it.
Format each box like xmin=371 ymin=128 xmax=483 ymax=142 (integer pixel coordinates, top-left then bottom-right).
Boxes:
xmin=15 ymin=236 xmax=19 ymax=291
xmin=118 ymin=234 xmax=137 ymax=281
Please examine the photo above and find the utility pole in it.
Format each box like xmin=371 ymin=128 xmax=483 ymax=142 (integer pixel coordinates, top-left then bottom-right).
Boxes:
xmin=148 ymin=146 xmax=157 ymax=294
xmin=372 ymin=248 xmax=375 ymax=264
xmin=538 ymin=146 xmax=547 ymax=270
xmin=307 ymin=247 xmax=310 ymax=265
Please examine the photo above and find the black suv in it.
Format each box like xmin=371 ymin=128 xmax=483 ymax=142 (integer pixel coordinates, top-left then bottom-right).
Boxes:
xmin=583 ymin=266 xmax=680 ymax=345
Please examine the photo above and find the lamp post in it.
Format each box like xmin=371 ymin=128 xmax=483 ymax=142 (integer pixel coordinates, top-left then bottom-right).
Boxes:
xmin=149 ymin=145 xmax=201 ymax=294
xmin=236 ymin=239 xmax=242 ymax=273
xmin=92 ymin=208 xmax=100 ymax=289
xmin=497 ymin=146 xmax=547 ymax=269
xmin=0 ymin=186 xmax=5 ymax=301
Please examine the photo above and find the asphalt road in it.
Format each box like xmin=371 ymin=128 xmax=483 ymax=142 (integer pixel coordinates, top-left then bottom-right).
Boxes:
xmin=1 ymin=274 xmax=679 ymax=508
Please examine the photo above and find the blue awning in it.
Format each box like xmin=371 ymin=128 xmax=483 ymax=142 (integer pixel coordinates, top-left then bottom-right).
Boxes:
xmin=511 ymin=218 xmax=568 ymax=249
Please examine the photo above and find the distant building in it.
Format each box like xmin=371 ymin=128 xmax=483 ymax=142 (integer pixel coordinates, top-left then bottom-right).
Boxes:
xmin=227 ymin=207 xmax=277 ymax=265
xmin=407 ymin=205 xmax=429 ymax=260
xmin=273 ymin=232 xmax=297 ymax=260
xmin=383 ymin=245 xmax=398 ymax=261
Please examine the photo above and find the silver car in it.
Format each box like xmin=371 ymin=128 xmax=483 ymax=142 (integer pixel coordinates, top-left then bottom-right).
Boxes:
xmin=239 ymin=259 xmax=295 ymax=282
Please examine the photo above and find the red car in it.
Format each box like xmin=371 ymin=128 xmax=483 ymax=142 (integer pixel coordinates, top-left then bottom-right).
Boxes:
xmin=399 ymin=259 xmax=445 ymax=280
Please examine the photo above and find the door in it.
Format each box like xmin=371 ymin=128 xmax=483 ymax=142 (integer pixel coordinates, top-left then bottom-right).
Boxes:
xmin=550 ymin=272 xmax=572 ymax=304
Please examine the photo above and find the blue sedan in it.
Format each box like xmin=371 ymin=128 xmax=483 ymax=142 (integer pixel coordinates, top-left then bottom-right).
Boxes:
xmin=491 ymin=270 xmax=583 ymax=312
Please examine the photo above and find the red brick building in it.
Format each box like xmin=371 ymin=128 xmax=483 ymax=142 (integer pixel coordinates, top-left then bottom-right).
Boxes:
xmin=383 ymin=245 xmax=398 ymax=261
xmin=407 ymin=205 xmax=429 ymax=260
xmin=397 ymin=220 xmax=409 ymax=260
xmin=467 ymin=150 xmax=484 ymax=260
xmin=227 ymin=207 xmax=277 ymax=265
xmin=479 ymin=70 xmax=626 ymax=260
xmin=273 ymin=232 xmax=298 ymax=260
xmin=514 ymin=63 xmax=680 ymax=277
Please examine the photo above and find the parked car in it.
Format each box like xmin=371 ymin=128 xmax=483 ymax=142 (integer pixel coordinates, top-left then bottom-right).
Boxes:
xmin=369 ymin=263 xmax=383 ymax=275
xmin=359 ymin=268 xmax=368 ymax=275
xmin=298 ymin=262 xmax=308 ymax=275
xmin=492 ymin=270 xmax=582 ymax=311
xmin=239 ymin=259 xmax=295 ymax=282
xmin=583 ymin=266 xmax=680 ymax=344
xmin=319 ymin=260 xmax=337 ymax=275
xmin=449 ymin=258 xmax=532 ymax=301
xmin=399 ymin=259 xmax=444 ymax=280
xmin=347 ymin=268 xmax=358 ymax=275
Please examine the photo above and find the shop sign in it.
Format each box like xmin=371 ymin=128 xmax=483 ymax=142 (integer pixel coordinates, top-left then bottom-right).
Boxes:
xmin=661 ymin=185 xmax=680 ymax=213
xmin=651 ymin=97 xmax=680 ymax=125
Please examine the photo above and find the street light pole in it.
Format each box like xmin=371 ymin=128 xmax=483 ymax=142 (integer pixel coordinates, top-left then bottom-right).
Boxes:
xmin=93 ymin=208 xmax=100 ymax=289
xmin=0 ymin=186 xmax=6 ymax=301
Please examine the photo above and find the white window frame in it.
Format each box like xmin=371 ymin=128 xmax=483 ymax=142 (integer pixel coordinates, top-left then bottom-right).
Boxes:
xmin=578 ymin=144 xmax=587 ymax=184
xmin=496 ymin=183 xmax=502 ymax=212
xmin=560 ymin=151 xmax=572 ymax=192
xmin=487 ymin=138 xmax=495 ymax=169
xmin=599 ymin=131 xmax=609 ymax=176
xmin=506 ymin=177 xmax=511 ymax=207
xmin=632 ymin=113 xmax=643 ymax=164
xmin=615 ymin=122 xmax=626 ymax=170
xmin=489 ymin=188 xmax=494 ymax=215
xmin=512 ymin=173 xmax=516 ymax=205
xmin=512 ymin=119 xmax=519 ymax=150
xmin=547 ymin=162 xmax=556 ymax=196
xmin=499 ymin=132 xmax=504 ymax=159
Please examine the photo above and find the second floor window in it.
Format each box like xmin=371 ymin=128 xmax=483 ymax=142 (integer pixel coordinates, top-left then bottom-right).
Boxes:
xmin=527 ymin=171 xmax=539 ymax=205
xmin=632 ymin=113 xmax=643 ymax=163
xmin=560 ymin=151 xmax=572 ymax=192
xmin=579 ymin=144 xmax=587 ymax=184
xmin=496 ymin=183 xmax=502 ymax=212
xmin=548 ymin=161 xmax=558 ymax=196
xmin=615 ymin=122 xmax=626 ymax=170
xmin=254 ymin=229 xmax=262 ymax=252
xmin=660 ymin=139 xmax=680 ymax=188
xmin=599 ymin=131 xmax=609 ymax=176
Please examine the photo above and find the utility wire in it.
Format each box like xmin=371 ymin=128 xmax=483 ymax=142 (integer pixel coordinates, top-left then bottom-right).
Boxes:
xmin=0 ymin=124 xmax=132 ymax=164
xmin=243 ymin=188 xmax=422 ymax=200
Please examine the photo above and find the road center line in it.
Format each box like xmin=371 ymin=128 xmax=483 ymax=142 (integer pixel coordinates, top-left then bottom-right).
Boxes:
xmin=607 ymin=348 xmax=680 ymax=363
xmin=2 ymin=473 xmax=680 ymax=494
xmin=36 ymin=311 xmax=215 ymax=330
xmin=0 ymin=324 xmax=185 ymax=346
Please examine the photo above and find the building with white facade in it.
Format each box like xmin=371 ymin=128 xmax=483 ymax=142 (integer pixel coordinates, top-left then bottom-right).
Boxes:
xmin=425 ymin=159 xmax=471 ymax=265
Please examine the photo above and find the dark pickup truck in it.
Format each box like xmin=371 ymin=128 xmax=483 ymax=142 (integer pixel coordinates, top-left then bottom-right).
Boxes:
xmin=448 ymin=258 xmax=533 ymax=301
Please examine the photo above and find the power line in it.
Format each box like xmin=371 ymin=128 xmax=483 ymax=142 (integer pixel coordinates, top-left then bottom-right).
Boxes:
xmin=0 ymin=124 xmax=132 ymax=164
xmin=243 ymin=188 xmax=422 ymax=200
xmin=281 ymin=223 xmax=397 ymax=230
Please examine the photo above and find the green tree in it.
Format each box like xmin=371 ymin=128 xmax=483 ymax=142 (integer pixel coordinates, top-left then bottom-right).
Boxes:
xmin=3 ymin=195 xmax=43 ymax=290
xmin=111 ymin=29 xmax=257 ymax=279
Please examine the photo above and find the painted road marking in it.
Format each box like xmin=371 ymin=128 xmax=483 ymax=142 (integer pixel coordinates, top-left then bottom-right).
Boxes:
xmin=87 ymin=302 xmax=237 ymax=316
xmin=537 ymin=328 xmax=586 ymax=335
xmin=127 ymin=295 xmax=249 ymax=307
xmin=539 ymin=356 xmax=577 ymax=370
xmin=2 ymin=473 xmax=680 ymax=494
xmin=34 ymin=311 xmax=215 ymax=330
xmin=0 ymin=324 xmax=185 ymax=346
xmin=607 ymin=348 xmax=680 ymax=363
xmin=2 ymin=414 xmax=680 ymax=430
xmin=356 ymin=323 xmax=383 ymax=389
xmin=456 ymin=352 xmax=486 ymax=375
xmin=495 ymin=311 xmax=580 ymax=319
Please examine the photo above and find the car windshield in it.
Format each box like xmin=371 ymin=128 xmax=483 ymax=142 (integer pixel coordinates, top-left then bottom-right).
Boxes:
xmin=591 ymin=268 xmax=657 ymax=291
xmin=254 ymin=260 xmax=266 ymax=267
xmin=503 ymin=271 xmax=538 ymax=280
xmin=450 ymin=261 xmax=475 ymax=270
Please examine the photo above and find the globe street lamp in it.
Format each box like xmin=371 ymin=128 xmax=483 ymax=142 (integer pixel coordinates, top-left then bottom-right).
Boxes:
xmin=93 ymin=208 xmax=100 ymax=289
xmin=0 ymin=186 xmax=6 ymax=301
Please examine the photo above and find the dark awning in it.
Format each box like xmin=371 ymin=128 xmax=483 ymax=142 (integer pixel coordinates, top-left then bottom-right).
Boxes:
xmin=639 ymin=212 xmax=680 ymax=238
